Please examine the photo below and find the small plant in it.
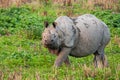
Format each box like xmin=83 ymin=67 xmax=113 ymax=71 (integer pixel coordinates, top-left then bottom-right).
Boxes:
xmin=91 ymin=10 xmax=120 ymax=28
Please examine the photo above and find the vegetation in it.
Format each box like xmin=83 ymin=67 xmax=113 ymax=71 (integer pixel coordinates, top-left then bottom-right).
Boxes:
xmin=0 ymin=0 xmax=120 ymax=80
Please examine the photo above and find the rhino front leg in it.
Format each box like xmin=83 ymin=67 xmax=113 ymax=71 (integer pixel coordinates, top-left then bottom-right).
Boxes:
xmin=54 ymin=47 xmax=71 ymax=67
xmin=64 ymin=56 xmax=70 ymax=66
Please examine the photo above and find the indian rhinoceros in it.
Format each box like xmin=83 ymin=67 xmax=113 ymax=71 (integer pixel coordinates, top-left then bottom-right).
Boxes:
xmin=42 ymin=14 xmax=110 ymax=68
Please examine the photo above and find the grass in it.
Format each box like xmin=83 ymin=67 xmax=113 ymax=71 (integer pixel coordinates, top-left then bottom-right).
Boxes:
xmin=0 ymin=33 xmax=120 ymax=80
xmin=0 ymin=1 xmax=120 ymax=80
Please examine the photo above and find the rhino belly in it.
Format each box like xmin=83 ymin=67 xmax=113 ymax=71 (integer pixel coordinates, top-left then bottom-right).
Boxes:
xmin=69 ymin=44 xmax=98 ymax=57
xmin=69 ymin=14 xmax=105 ymax=57
xmin=69 ymin=28 xmax=103 ymax=57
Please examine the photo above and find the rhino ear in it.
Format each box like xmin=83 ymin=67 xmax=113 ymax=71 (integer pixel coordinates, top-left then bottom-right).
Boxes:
xmin=44 ymin=21 xmax=49 ymax=28
xmin=52 ymin=22 xmax=57 ymax=28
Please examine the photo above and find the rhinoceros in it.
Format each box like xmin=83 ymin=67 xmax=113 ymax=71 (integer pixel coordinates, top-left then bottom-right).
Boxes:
xmin=42 ymin=14 xmax=110 ymax=68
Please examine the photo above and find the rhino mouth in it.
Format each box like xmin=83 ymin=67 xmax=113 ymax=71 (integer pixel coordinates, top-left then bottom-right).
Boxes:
xmin=48 ymin=46 xmax=62 ymax=55
xmin=44 ymin=44 xmax=58 ymax=50
xmin=43 ymin=42 xmax=61 ymax=55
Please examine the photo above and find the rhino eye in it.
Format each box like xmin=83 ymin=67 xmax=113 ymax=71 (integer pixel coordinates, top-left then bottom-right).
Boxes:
xmin=54 ymin=34 xmax=56 ymax=38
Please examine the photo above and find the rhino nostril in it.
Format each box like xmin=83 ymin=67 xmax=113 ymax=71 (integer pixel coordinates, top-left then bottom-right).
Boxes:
xmin=45 ymin=40 xmax=48 ymax=43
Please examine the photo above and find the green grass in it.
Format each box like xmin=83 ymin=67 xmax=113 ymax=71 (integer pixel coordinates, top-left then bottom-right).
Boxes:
xmin=0 ymin=4 xmax=120 ymax=80
xmin=0 ymin=33 xmax=120 ymax=80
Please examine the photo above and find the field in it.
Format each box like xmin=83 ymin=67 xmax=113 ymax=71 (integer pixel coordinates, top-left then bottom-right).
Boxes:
xmin=0 ymin=0 xmax=120 ymax=80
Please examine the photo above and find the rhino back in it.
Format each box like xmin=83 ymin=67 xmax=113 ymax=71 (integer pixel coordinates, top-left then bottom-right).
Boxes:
xmin=70 ymin=14 xmax=109 ymax=57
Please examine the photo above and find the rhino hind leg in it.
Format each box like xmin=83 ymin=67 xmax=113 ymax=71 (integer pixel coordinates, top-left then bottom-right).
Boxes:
xmin=93 ymin=50 xmax=108 ymax=68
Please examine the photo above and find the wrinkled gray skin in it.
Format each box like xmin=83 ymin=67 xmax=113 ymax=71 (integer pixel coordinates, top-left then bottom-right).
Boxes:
xmin=42 ymin=14 xmax=110 ymax=68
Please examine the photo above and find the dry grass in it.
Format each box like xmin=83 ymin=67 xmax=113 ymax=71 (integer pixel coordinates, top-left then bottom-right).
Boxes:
xmin=0 ymin=0 xmax=120 ymax=12
xmin=0 ymin=71 xmax=4 ymax=80
xmin=83 ymin=0 xmax=120 ymax=11
xmin=35 ymin=72 xmax=40 ymax=80
xmin=83 ymin=64 xmax=97 ymax=78
xmin=0 ymin=64 xmax=119 ymax=80
xmin=83 ymin=64 xmax=113 ymax=79
xmin=0 ymin=0 xmax=31 ymax=8
xmin=114 ymin=35 xmax=120 ymax=48
xmin=8 ymin=71 xmax=22 ymax=80
xmin=53 ymin=0 xmax=78 ymax=6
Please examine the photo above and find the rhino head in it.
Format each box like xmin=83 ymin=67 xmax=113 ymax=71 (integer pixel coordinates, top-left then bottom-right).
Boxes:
xmin=42 ymin=21 xmax=62 ymax=54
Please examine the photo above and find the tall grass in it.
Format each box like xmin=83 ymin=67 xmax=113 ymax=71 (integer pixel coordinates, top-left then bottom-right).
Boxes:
xmin=83 ymin=0 xmax=120 ymax=12
xmin=0 ymin=0 xmax=31 ymax=7
xmin=0 ymin=0 xmax=120 ymax=12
